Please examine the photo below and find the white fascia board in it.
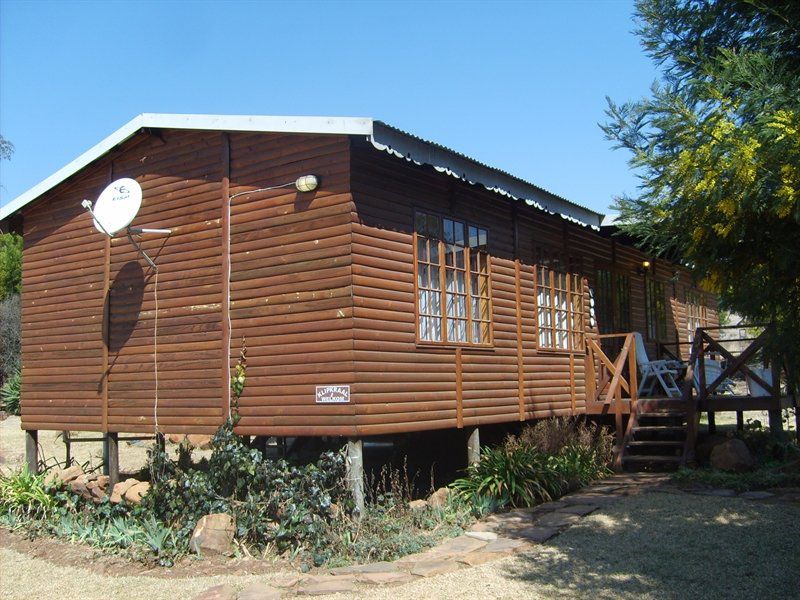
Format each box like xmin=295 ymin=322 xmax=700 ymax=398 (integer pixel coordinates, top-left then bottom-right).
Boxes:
xmin=1 ymin=114 xmax=373 ymax=221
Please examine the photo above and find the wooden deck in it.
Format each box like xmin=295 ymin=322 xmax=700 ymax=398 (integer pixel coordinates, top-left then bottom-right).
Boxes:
xmin=586 ymin=326 xmax=798 ymax=471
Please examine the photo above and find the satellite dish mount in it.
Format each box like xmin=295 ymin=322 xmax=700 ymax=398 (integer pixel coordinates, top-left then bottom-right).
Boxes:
xmin=81 ymin=178 xmax=171 ymax=269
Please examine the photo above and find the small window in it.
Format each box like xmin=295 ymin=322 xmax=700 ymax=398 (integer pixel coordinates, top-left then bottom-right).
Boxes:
xmin=645 ymin=278 xmax=667 ymax=341
xmin=686 ymin=289 xmax=706 ymax=343
xmin=536 ymin=256 xmax=586 ymax=352
xmin=415 ymin=211 xmax=491 ymax=346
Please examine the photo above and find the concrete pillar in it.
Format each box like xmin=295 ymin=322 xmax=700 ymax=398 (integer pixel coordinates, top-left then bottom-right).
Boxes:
xmin=346 ymin=438 xmax=365 ymax=518
xmin=104 ymin=432 xmax=119 ymax=488
xmin=466 ymin=426 xmax=481 ymax=465
xmin=25 ymin=430 xmax=39 ymax=474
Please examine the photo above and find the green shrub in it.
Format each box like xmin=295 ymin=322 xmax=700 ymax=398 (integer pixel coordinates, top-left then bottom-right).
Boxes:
xmin=0 ymin=466 xmax=55 ymax=521
xmin=0 ymin=369 xmax=20 ymax=415
xmin=451 ymin=418 xmax=613 ymax=509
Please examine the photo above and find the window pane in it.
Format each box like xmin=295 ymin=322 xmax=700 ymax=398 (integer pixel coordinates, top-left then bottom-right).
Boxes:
xmin=420 ymin=316 xmax=429 ymax=340
xmin=471 ymin=297 xmax=480 ymax=319
xmin=415 ymin=213 xmax=427 ymax=234
xmin=430 ymin=315 xmax=442 ymax=341
xmin=430 ymin=266 xmax=441 ymax=290
xmin=418 ymin=264 xmax=429 ymax=288
xmin=445 ymin=244 xmax=455 ymax=267
xmin=417 ymin=237 xmax=428 ymax=262
xmin=456 ymin=270 xmax=466 ymax=294
xmin=478 ymin=229 xmax=487 ymax=249
xmin=427 ymin=214 xmax=439 ymax=237
xmin=419 ymin=289 xmax=428 ymax=314
xmin=444 ymin=219 xmax=454 ymax=244
xmin=468 ymin=226 xmax=479 ymax=248
xmin=429 ymin=240 xmax=439 ymax=264
xmin=429 ymin=290 xmax=441 ymax=316
xmin=454 ymin=221 xmax=465 ymax=245
xmin=455 ymin=246 xmax=465 ymax=269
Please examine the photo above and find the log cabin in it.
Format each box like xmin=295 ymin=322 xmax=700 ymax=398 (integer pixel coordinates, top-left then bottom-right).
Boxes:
xmin=0 ymin=114 xmax=721 ymax=483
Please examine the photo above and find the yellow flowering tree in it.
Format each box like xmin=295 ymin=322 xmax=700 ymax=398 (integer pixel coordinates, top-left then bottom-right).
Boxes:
xmin=603 ymin=0 xmax=800 ymax=383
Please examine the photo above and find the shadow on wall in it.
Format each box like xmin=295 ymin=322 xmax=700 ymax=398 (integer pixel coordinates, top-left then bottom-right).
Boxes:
xmin=104 ymin=260 xmax=146 ymax=353
xmin=501 ymin=492 xmax=799 ymax=598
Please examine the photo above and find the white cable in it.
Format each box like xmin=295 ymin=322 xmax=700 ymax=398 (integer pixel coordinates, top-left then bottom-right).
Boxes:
xmin=226 ymin=180 xmax=298 ymax=420
xmin=153 ymin=268 xmax=159 ymax=433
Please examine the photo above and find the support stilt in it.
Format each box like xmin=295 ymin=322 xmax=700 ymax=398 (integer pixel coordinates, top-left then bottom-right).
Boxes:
xmin=63 ymin=431 xmax=72 ymax=467
xmin=25 ymin=430 xmax=39 ymax=474
xmin=466 ymin=426 xmax=481 ymax=465
xmin=707 ymin=412 xmax=716 ymax=434
xmin=106 ymin=432 xmax=119 ymax=488
xmin=736 ymin=411 xmax=744 ymax=432
xmin=768 ymin=409 xmax=783 ymax=435
xmin=346 ymin=438 xmax=365 ymax=518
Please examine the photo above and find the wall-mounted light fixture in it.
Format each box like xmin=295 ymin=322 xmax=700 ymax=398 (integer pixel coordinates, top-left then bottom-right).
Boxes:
xmin=636 ymin=259 xmax=651 ymax=276
xmin=295 ymin=174 xmax=319 ymax=193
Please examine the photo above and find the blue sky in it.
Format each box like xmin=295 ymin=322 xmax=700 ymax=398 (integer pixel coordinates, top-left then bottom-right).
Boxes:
xmin=0 ymin=0 xmax=656 ymax=215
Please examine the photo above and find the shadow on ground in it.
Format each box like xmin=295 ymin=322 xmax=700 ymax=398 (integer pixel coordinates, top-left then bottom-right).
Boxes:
xmin=503 ymin=491 xmax=800 ymax=600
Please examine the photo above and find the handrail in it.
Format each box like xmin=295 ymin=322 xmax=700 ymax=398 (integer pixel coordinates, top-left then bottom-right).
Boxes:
xmin=586 ymin=332 xmax=639 ymax=468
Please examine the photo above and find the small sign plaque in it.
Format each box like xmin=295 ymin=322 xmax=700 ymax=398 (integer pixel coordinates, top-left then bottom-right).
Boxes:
xmin=316 ymin=385 xmax=350 ymax=404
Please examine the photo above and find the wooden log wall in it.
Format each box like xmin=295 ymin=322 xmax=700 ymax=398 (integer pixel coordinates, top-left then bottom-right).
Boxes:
xmin=348 ymin=139 xmax=718 ymax=435
xmin=226 ymin=132 xmax=356 ymax=437
xmin=18 ymin=128 xmax=718 ymax=436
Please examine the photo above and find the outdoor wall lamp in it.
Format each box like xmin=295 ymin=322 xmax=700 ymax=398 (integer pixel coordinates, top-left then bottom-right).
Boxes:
xmin=637 ymin=259 xmax=651 ymax=276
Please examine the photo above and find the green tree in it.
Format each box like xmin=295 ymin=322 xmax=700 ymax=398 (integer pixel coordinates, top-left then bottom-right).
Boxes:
xmin=603 ymin=0 xmax=800 ymax=381
xmin=0 ymin=233 xmax=22 ymax=299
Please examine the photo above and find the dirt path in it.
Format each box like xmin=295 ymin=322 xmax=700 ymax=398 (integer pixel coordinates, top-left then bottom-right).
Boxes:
xmin=2 ymin=489 xmax=798 ymax=599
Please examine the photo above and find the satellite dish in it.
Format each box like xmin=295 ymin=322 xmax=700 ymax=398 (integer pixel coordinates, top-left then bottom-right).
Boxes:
xmin=90 ymin=178 xmax=142 ymax=236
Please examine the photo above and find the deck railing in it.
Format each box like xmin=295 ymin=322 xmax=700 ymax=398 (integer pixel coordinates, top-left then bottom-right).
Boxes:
xmin=586 ymin=332 xmax=639 ymax=466
xmin=680 ymin=324 xmax=791 ymax=461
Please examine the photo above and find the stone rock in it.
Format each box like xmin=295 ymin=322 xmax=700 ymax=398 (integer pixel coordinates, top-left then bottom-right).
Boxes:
xmin=110 ymin=478 xmax=140 ymax=504
xmin=238 ymin=583 xmax=283 ymax=600
xmin=696 ymin=434 xmax=730 ymax=465
xmin=296 ymin=578 xmax=357 ymax=596
xmin=68 ymin=476 xmax=93 ymax=500
xmin=512 ymin=526 xmax=560 ymax=543
xmin=428 ymin=487 xmax=450 ymax=508
xmin=535 ymin=512 xmax=581 ymax=528
xmin=124 ymin=481 xmax=151 ymax=504
xmin=187 ymin=434 xmax=213 ymax=449
xmin=457 ymin=551 xmax=508 ymax=566
xmin=44 ymin=465 xmax=84 ymax=486
xmin=435 ymin=535 xmax=487 ymax=555
xmin=359 ymin=572 xmax=415 ymax=585
xmin=465 ymin=531 xmax=498 ymax=542
xmin=268 ymin=575 xmax=304 ymax=589
xmin=710 ymin=439 xmax=755 ymax=472
xmin=557 ymin=504 xmax=598 ymax=516
xmin=409 ymin=559 xmax=460 ymax=577
xmin=192 ymin=584 xmax=237 ymax=600
xmin=168 ymin=433 xmax=185 ymax=444
xmin=408 ymin=499 xmax=429 ymax=511
xmin=331 ymin=561 xmax=398 ymax=575
xmin=468 ymin=521 xmax=497 ymax=533
xmin=189 ymin=513 xmax=236 ymax=555
xmin=740 ymin=491 xmax=774 ymax=500
xmin=483 ymin=537 xmax=528 ymax=554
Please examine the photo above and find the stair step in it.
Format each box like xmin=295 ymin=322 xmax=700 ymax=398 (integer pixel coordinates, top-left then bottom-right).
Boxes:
xmin=626 ymin=440 xmax=684 ymax=448
xmin=636 ymin=412 xmax=686 ymax=419
xmin=623 ymin=454 xmax=681 ymax=462
xmin=632 ymin=426 xmax=686 ymax=434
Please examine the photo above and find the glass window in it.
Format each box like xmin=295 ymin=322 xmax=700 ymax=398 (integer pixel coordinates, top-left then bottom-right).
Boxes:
xmin=415 ymin=212 xmax=491 ymax=345
xmin=537 ymin=260 xmax=586 ymax=351
xmin=686 ymin=289 xmax=706 ymax=343
xmin=645 ymin=278 xmax=667 ymax=341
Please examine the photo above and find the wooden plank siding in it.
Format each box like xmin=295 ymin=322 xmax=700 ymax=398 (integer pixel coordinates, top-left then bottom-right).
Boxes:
xmin=227 ymin=132 xmax=357 ymax=437
xmin=347 ymin=139 xmax=717 ymax=435
xmin=18 ymin=127 xmax=718 ymax=437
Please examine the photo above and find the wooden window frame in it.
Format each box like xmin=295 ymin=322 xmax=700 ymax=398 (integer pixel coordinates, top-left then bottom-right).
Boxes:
xmin=645 ymin=277 xmax=668 ymax=342
xmin=685 ymin=289 xmax=707 ymax=343
xmin=413 ymin=210 xmax=493 ymax=348
xmin=535 ymin=251 xmax=586 ymax=353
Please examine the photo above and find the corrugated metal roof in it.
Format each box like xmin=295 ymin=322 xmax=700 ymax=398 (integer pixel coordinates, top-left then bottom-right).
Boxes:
xmin=0 ymin=113 xmax=604 ymax=229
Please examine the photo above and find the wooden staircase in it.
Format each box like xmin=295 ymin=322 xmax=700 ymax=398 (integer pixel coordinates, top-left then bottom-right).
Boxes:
xmin=621 ymin=398 xmax=688 ymax=472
